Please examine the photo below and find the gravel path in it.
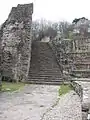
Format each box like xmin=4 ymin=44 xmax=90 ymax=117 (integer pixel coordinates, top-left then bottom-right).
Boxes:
xmin=0 ymin=84 xmax=82 ymax=120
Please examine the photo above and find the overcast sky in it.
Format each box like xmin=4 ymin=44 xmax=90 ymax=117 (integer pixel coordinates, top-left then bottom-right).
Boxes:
xmin=0 ymin=0 xmax=90 ymax=24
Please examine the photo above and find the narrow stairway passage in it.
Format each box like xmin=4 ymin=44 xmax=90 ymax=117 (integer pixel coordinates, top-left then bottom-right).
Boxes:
xmin=28 ymin=41 xmax=63 ymax=85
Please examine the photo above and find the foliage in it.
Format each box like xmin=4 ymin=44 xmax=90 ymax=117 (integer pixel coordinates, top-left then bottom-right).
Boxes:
xmin=68 ymin=31 xmax=73 ymax=39
xmin=32 ymin=19 xmax=71 ymax=40
xmin=58 ymin=84 xmax=73 ymax=96
xmin=2 ymin=82 xmax=25 ymax=92
xmin=44 ymin=27 xmax=57 ymax=38
xmin=72 ymin=17 xmax=88 ymax=24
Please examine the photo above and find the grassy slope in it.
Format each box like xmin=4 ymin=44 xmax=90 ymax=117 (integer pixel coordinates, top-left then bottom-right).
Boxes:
xmin=2 ymin=82 xmax=25 ymax=92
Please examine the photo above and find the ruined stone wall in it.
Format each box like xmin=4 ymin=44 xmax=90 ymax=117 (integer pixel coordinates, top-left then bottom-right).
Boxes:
xmin=0 ymin=3 xmax=33 ymax=82
xmin=72 ymin=37 xmax=90 ymax=52
xmin=48 ymin=39 xmax=73 ymax=71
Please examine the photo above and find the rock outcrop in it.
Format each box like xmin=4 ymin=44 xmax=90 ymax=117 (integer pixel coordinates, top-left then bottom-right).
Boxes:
xmin=0 ymin=3 xmax=33 ymax=82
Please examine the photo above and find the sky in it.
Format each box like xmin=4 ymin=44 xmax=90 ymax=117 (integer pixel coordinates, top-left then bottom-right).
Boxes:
xmin=0 ymin=0 xmax=90 ymax=24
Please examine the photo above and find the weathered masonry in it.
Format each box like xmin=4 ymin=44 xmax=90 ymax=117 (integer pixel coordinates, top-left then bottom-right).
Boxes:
xmin=0 ymin=3 xmax=33 ymax=82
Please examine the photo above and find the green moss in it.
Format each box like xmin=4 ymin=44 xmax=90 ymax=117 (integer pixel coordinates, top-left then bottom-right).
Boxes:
xmin=2 ymin=82 xmax=25 ymax=92
xmin=59 ymin=84 xmax=73 ymax=96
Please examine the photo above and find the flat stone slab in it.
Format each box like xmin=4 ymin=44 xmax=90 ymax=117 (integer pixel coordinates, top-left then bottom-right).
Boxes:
xmin=72 ymin=78 xmax=90 ymax=82
xmin=0 ymin=84 xmax=82 ymax=120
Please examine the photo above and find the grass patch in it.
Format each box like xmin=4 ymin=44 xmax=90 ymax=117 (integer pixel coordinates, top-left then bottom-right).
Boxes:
xmin=2 ymin=82 xmax=25 ymax=92
xmin=59 ymin=84 xmax=73 ymax=96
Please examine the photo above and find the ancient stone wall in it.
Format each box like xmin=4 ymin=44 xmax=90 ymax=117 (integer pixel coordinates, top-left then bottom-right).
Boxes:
xmin=70 ymin=81 xmax=83 ymax=100
xmin=0 ymin=3 xmax=33 ymax=82
xmin=48 ymin=39 xmax=72 ymax=72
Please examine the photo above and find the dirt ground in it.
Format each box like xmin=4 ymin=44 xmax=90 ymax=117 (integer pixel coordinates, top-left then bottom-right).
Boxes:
xmin=0 ymin=84 xmax=82 ymax=120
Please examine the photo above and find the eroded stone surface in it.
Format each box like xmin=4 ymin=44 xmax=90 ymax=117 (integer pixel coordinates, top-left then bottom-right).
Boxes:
xmin=75 ymin=81 xmax=90 ymax=120
xmin=76 ymin=82 xmax=90 ymax=105
xmin=0 ymin=3 xmax=33 ymax=81
xmin=0 ymin=85 xmax=82 ymax=120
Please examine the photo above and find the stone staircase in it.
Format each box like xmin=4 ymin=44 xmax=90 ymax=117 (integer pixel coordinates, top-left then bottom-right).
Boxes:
xmin=68 ymin=52 xmax=90 ymax=80
xmin=67 ymin=52 xmax=90 ymax=119
xmin=28 ymin=41 xmax=63 ymax=85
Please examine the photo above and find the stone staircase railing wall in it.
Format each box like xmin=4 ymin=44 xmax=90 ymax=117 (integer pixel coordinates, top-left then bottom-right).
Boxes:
xmin=48 ymin=39 xmax=72 ymax=79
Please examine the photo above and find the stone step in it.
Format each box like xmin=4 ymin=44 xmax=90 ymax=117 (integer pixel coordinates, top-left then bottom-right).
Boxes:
xmin=29 ymin=69 xmax=61 ymax=71
xmin=29 ymin=71 xmax=61 ymax=73
xmin=71 ymin=78 xmax=90 ymax=82
xmin=29 ymin=74 xmax=61 ymax=77
xmin=28 ymin=78 xmax=63 ymax=81
xmin=70 ymin=62 xmax=90 ymax=65
xmin=29 ymin=68 xmax=60 ymax=70
xmin=29 ymin=70 xmax=61 ymax=73
xmin=26 ymin=80 xmax=65 ymax=85
xmin=29 ymin=75 xmax=62 ymax=78
xmin=28 ymin=76 xmax=62 ymax=79
xmin=71 ymin=69 xmax=90 ymax=73
xmin=28 ymin=77 xmax=62 ymax=80
xmin=29 ymin=74 xmax=62 ymax=77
